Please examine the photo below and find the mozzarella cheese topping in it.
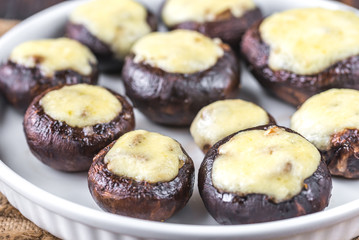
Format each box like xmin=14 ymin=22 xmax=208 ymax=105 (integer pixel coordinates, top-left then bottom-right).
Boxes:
xmin=260 ymin=8 xmax=359 ymax=75
xmin=40 ymin=84 xmax=122 ymax=128
xmin=104 ymin=130 xmax=186 ymax=183
xmin=162 ymin=0 xmax=256 ymax=27
xmin=70 ymin=0 xmax=151 ymax=58
xmin=132 ymin=30 xmax=224 ymax=74
xmin=10 ymin=38 xmax=96 ymax=77
xmin=190 ymin=99 xmax=270 ymax=151
xmin=291 ymin=89 xmax=359 ymax=151
xmin=212 ymin=126 xmax=320 ymax=202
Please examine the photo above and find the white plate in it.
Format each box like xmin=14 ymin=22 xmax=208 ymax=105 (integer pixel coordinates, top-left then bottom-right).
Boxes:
xmin=0 ymin=0 xmax=359 ymax=239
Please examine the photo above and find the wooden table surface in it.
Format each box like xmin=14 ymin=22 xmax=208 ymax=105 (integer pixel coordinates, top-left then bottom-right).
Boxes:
xmin=0 ymin=19 xmax=19 ymax=36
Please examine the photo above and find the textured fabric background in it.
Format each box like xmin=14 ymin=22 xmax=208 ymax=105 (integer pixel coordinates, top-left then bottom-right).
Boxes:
xmin=0 ymin=192 xmax=58 ymax=239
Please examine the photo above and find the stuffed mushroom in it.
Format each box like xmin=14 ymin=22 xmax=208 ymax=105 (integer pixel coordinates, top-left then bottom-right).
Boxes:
xmin=190 ymin=99 xmax=275 ymax=153
xmin=88 ymin=130 xmax=195 ymax=221
xmin=198 ymin=125 xmax=332 ymax=224
xmin=122 ymin=29 xmax=240 ymax=126
xmin=161 ymin=0 xmax=262 ymax=50
xmin=241 ymin=8 xmax=359 ymax=106
xmin=0 ymin=38 xmax=98 ymax=111
xmin=66 ymin=0 xmax=157 ymax=72
xmin=291 ymin=88 xmax=359 ymax=178
xmin=23 ymin=84 xmax=135 ymax=172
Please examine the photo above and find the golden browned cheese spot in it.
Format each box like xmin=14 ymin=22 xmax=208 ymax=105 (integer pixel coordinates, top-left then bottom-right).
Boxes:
xmin=104 ymin=130 xmax=186 ymax=183
xmin=10 ymin=38 xmax=96 ymax=77
xmin=212 ymin=126 xmax=320 ymax=202
xmin=40 ymin=84 xmax=122 ymax=128
xmin=260 ymin=8 xmax=359 ymax=75
xmin=291 ymin=88 xmax=359 ymax=151
xmin=132 ymin=30 xmax=224 ymax=74
xmin=162 ymin=0 xmax=256 ymax=26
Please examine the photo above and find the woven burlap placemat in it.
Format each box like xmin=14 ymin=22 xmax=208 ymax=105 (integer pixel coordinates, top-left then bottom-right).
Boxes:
xmin=0 ymin=192 xmax=59 ymax=240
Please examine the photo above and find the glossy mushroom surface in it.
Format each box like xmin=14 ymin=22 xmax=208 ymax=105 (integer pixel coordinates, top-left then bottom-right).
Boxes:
xmin=198 ymin=125 xmax=332 ymax=224
xmin=23 ymin=84 xmax=135 ymax=172
xmin=0 ymin=38 xmax=98 ymax=111
xmin=122 ymin=30 xmax=240 ymax=126
xmin=241 ymin=8 xmax=359 ymax=106
xmin=88 ymin=130 xmax=195 ymax=221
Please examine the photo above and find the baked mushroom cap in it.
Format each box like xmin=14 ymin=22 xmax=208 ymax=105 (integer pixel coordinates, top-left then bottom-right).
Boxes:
xmin=161 ymin=0 xmax=262 ymax=49
xmin=190 ymin=99 xmax=276 ymax=153
xmin=122 ymin=30 xmax=240 ymax=126
xmin=0 ymin=38 xmax=98 ymax=111
xmin=198 ymin=125 xmax=332 ymax=224
xmin=23 ymin=84 xmax=135 ymax=172
xmin=66 ymin=0 xmax=157 ymax=72
xmin=241 ymin=8 xmax=359 ymax=106
xmin=88 ymin=130 xmax=195 ymax=221
xmin=291 ymin=88 xmax=359 ymax=178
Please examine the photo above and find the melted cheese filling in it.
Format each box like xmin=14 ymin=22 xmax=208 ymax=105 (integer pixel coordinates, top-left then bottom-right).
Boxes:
xmin=40 ymin=84 xmax=122 ymax=128
xmin=190 ymin=99 xmax=270 ymax=150
xmin=10 ymin=38 xmax=96 ymax=77
xmin=132 ymin=30 xmax=224 ymax=74
xmin=212 ymin=126 xmax=320 ymax=203
xmin=260 ymin=8 xmax=359 ymax=75
xmin=291 ymin=89 xmax=359 ymax=151
xmin=70 ymin=0 xmax=151 ymax=59
xmin=162 ymin=0 xmax=255 ymax=27
xmin=104 ymin=130 xmax=186 ymax=183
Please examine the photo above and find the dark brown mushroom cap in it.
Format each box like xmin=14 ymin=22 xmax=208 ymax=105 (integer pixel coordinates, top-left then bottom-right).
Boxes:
xmin=167 ymin=7 xmax=262 ymax=50
xmin=322 ymin=128 xmax=359 ymax=178
xmin=88 ymin=141 xmax=195 ymax=221
xmin=23 ymin=85 xmax=135 ymax=172
xmin=0 ymin=61 xmax=98 ymax=112
xmin=65 ymin=10 xmax=157 ymax=72
xmin=198 ymin=124 xmax=332 ymax=224
xmin=121 ymin=45 xmax=240 ymax=126
xmin=241 ymin=21 xmax=359 ymax=106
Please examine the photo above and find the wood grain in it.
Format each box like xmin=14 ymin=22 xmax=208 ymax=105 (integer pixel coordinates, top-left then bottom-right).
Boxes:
xmin=0 ymin=19 xmax=19 ymax=37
